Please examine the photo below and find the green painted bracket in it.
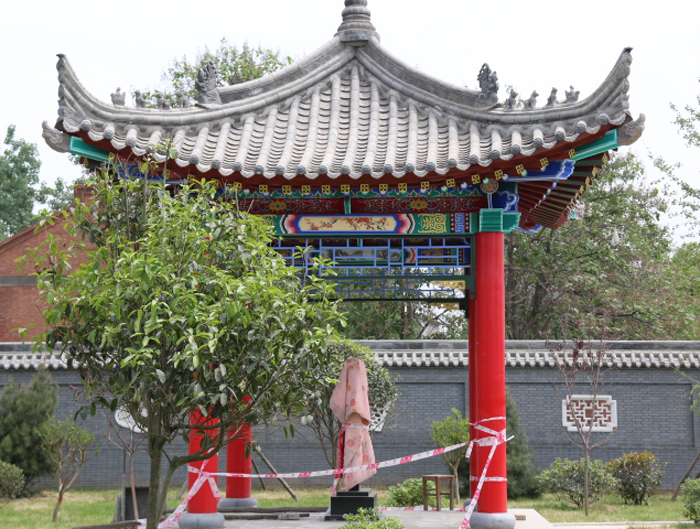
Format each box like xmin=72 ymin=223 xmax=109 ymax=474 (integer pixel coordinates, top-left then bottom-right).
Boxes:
xmin=570 ymin=129 xmax=619 ymax=161
xmin=469 ymin=210 xmax=521 ymax=234
xmin=69 ymin=137 xmax=111 ymax=163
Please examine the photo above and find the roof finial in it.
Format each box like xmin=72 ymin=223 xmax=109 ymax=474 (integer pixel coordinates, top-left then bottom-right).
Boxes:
xmin=336 ymin=0 xmax=378 ymax=45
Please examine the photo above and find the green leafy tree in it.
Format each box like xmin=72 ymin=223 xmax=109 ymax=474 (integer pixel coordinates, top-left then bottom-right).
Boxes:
xmin=0 ymin=368 xmax=58 ymax=491
xmin=23 ymin=168 xmax=343 ymax=529
xmin=338 ymin=301 xmax=468 ymax=340
xmin=430 ymin=408 xmax=470 ymax=503
xmin=505 ymin=153 xmax=690 ymax=340
xmin=538 ymin=457 xmax=616 ymax=509
xmin=0 ymin=125 xmax=42 ymax=240
xmin=667 ymin=242 xmax=700 ymax=338
xmin=141 ymin=39 xmax=292 ymax=107
xmin=607 ymin=451 xmax=665 ymax=506
xmin=0 ymin=460 xmax=24 ymax=507
xmin=458 ymin=391 xmax=540 ymax=499
xmin=503 ymin=392 xmax=539 ymax=499
xmin=38 ymin=177 xmax=77 ymax=213
xmin=299 ymin=339 xmax=397 ymax=467
xmin=41 ymin=419 xmax=99 ymax=522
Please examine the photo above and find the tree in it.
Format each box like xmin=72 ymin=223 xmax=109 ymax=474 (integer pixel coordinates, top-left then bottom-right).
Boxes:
xmin=41 ymin=419 xmax=99 ymax=522
xmin=299 ymin=339 xmax=397 ymax=468
xmin=39 ymin=177 xmax=77 ymax=214
xmin=550 ymin=337 xmax=616 ymax=516
xmin=0 ymin=125 xmax=42 ymax=240
xmin=503 ymin=392 xmax=539 ymax=499
xmin=337 ymin=301 xmax=469 ymax=340
xmin=430 ymin=408 xmax=470 ymax=504
xmin=0 ymin=461 xmax=24 ymax=507
xmin=458 ymin=391 xmax=540 ymax=499
xmin=143 ymin=39 xmax=292 ymax=107
xmin=0 ymin=367 xmax=58 ymax=491
xmin=24 ymin=168 xmax=343 ymax=529
xmin=505 ymin=153 xmax=691 ymax=340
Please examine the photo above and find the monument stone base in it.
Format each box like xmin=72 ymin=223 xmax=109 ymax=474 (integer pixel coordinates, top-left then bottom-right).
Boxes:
xmin=325 ymin=487 xmax=377 ymax=521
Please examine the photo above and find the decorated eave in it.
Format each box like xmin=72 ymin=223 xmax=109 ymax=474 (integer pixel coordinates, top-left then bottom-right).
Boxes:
xmin=43 ymin=0 xmax=644 ymax=231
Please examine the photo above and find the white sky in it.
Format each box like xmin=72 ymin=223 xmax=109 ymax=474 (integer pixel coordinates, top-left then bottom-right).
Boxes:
xmin=1 ymin=0 xmax=699 ymax=232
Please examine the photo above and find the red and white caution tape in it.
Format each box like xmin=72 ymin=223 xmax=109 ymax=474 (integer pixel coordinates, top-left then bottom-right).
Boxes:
xmin=149 ymin=417 xmax=509 ymax=529
xmin=191 ymin=440 xmax=469 ymax=481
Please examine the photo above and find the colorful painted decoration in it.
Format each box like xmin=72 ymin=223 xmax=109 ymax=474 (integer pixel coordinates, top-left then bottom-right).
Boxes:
xmin=261 ymin=213 xmax=469 ymax=236
xmin=481 ymin=179 xmax=499 ymax=194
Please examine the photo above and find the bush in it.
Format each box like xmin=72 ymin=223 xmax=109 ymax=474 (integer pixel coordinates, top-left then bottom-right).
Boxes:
xmin=607 ymin=451 xmax=665 ymax=505
xmin=386 ymin=478 xmax=434 ymax=508
xmin=344 ymin=508 xmax=404 ymax=529
xmin=538 ymin=457 xmax=617 ymax=508
xmin=504 ymin=392 xmax=540 ymax=498
xmin=0 ymin=460 xmax=25 ymax=500
xmin=681 ymin=478 xmax=700 ymax=524
xmin=458 ymin=391 xmax=540 ymax=499
xmin=431 ymin=409 xmax=469 ymax=502
xmin=0 ymin=368 xmax=58 ymax=490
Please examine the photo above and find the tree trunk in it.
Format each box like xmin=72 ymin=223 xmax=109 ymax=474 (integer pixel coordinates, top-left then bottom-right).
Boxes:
xmin=145 ymin=445 xmax=163 ymax=529
xmin=52 ymin=492 xmax=63 ymax=522
xmin=451 ymin=464 xmax=460 ymax=505
xmin=130 ymin=453 xmax=139 ymax=520
xmin=584 ymin=451 xmax=590 ymax=516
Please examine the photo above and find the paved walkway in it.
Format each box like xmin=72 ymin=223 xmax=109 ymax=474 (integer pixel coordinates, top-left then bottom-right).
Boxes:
xmin=218 ymin=509 xmax=687 ymax=529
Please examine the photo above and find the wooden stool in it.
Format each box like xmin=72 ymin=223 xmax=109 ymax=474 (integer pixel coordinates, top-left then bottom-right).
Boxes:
xmin=422 ymin=474 xmax=455 ymax=511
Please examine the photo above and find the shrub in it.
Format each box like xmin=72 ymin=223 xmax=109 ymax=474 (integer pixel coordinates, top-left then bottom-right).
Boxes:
xmin=681 ymin=478 xmax=700 ymax=524
xmin=538 ymin=457 xmax=617 ymax=508
xmin=41 ymin=419 xmax=99 ymax=522
xmin=0 ymin=368 xmax=58 ymax=490
xmin=344 ymin=508 xmax=404 ymax=529
xmin=607 ymin=451 xmax=665 ymax=505
xmin=458 ymin=391 xmax=540 ymax=499
xmin=0 ymin=460 xmax=25 ymax=500
xmin=431 ymin=409 xmax=469 ymax=502
xmin=504 ymin=392 xmax=540 ymax=499
xmin=386 ymin=478 xmax=433 ymax=508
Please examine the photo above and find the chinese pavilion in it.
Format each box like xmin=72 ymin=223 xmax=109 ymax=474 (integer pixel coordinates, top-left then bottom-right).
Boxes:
xmin=42 ymin=1 xmax=643 ymax=527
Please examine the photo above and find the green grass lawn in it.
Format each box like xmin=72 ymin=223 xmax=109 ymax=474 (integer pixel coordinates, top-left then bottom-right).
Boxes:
xmin=509 ymin=491 xmax=686 ymax=524
xmin=0 ymin=487 xmax=691 ymax=529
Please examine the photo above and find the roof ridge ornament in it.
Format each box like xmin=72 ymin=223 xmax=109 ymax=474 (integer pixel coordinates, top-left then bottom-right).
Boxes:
xmin=196 ymin=59 xmax=221 ymax=105
xmin=477 ymin=63 xmax=499 ymax=105
xmin=336 ymin=0 xmax=378 ymax=46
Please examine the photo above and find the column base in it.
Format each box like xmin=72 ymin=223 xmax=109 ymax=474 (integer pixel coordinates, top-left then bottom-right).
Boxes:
xmin=469 ymin=511 xmax=516 ymax=529
xmin=177 ymin=512 xmax=225 ymax=529
xmin=218 ymin=497 xmax=258 ymax=511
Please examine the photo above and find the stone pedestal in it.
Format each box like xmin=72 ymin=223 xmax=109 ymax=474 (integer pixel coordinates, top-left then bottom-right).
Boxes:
xmin=218 ymin=497 xmax=258 ymax=510
xmin=325 ymin=488 xmax=377 ymax=521
xmin=469 ymin=511 xmax=516 ymax=529
xmin=178 ymin=512 xmax=225 ymax=529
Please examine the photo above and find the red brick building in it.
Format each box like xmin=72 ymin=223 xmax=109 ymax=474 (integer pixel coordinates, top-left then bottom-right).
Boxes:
xmin=0 ymin=185 xmax=92 ymax=342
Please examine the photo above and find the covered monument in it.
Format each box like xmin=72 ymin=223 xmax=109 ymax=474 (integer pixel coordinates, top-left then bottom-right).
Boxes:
xmin=43 ymin=1 xmax=643 ymax=527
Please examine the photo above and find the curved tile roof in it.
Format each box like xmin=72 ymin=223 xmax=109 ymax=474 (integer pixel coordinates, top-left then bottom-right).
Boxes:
xmin=4 ymin=341 xmax=698 ymax=371
xmin=52 ymin=37 xmax=634 ymax=184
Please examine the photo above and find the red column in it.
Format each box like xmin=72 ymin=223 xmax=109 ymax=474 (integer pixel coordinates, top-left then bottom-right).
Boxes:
xmin=468 ymin=292 xmax=477 ymax=499
xmin=188 ymin=410 xmax=219 ymax=514
xmin=225 ymin=425 xmax=253 ymax=500
xmin=473 ymin=231 xmax=508 ymax=514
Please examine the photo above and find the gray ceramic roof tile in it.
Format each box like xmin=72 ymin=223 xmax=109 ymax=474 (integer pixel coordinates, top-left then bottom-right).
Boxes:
xmin=50 ymin=37 xmax=635 ymax=182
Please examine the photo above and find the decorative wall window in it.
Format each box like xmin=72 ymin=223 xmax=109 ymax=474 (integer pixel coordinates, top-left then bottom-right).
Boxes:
xmin=562 ymin=395 xmax=617 ymax=433
xmin=369 ymin=406 xmax=389 ymax=433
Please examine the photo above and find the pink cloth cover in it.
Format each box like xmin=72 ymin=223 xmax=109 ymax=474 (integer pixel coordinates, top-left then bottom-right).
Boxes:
xmin=329 ymin=358 xmax=376 ymax=489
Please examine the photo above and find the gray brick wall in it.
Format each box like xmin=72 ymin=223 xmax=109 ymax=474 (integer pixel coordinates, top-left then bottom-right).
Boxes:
xmin=1 ymin=341 xmax=699 ymax=492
